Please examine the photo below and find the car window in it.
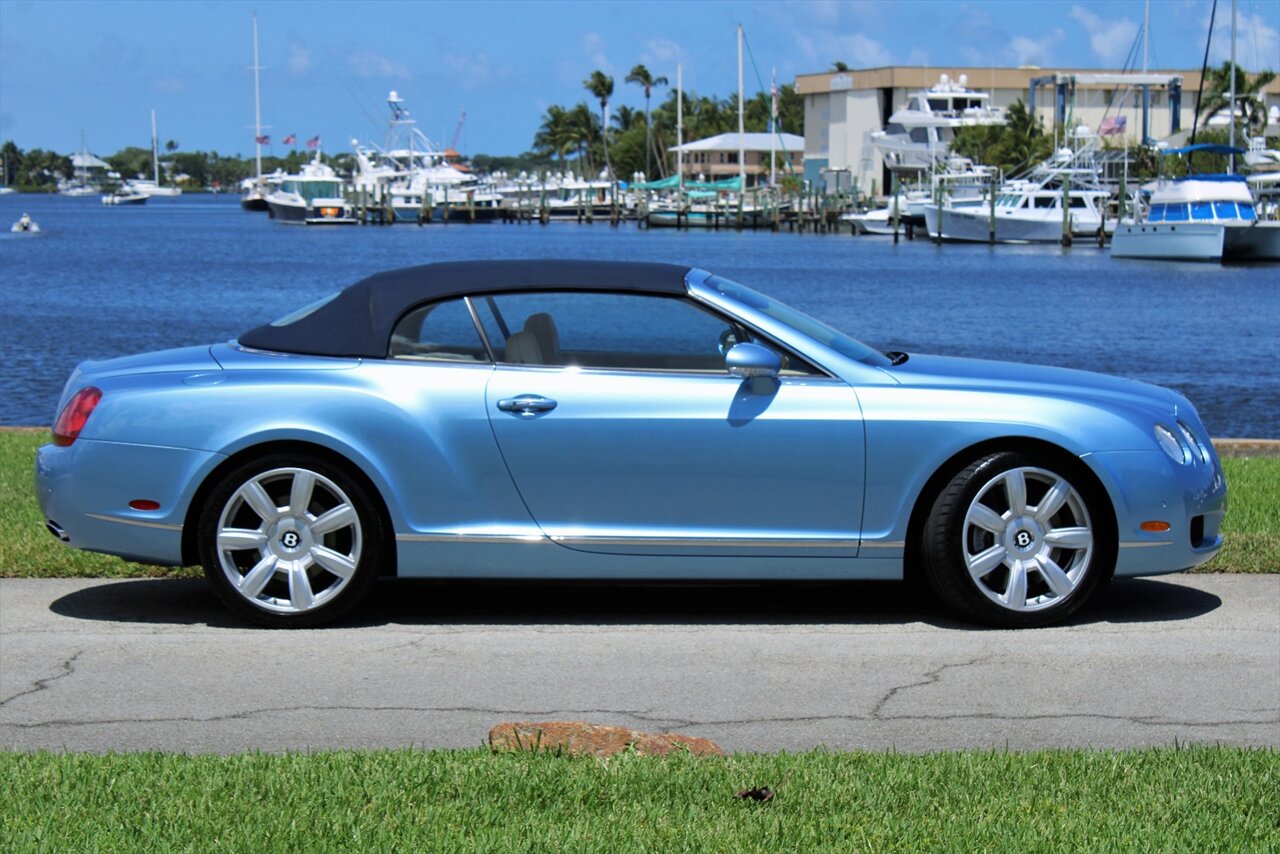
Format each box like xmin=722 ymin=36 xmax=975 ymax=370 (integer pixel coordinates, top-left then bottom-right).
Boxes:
xmin=389 ymin=298 xmax=489 ymax=363
xmin=472 ymin=291 xmax=819 ymax=375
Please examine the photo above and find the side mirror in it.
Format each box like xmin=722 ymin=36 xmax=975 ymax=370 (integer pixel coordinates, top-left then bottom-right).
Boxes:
xmin=725 ymin=342 xmax=781 ymax=379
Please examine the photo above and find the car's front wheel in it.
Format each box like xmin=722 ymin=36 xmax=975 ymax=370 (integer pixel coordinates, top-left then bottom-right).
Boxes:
xmin=921 ymin=451 xmax=1114 ymax=628
xmin=198 ymin=453 xmax=385 ymax=627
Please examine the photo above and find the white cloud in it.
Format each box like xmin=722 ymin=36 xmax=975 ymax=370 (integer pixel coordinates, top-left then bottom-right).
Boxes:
xmin=582 ymin=32 xmax=613 ymax=74
xmin=1070 ymin=5 xmax=1139 ymax=65
xmin=288 ymin=44 xmax=311 ymax=76
xmin=1208 ymin=9 xmax=1280 ymax=71
xmin=1007 ymin=30 xmax=1065 ymax=66
xmin=442 ymin=52 xmax=510 ymax=91
xmin=639 ymin=37 xmax=686 ymax=70
xmin=795 ymin=31 xmax=893 ymax=70
xmin=348 ymin=50 xmax=411 ymax=81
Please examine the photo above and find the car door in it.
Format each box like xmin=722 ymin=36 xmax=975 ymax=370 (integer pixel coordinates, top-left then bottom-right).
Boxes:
xmin=476 ymin=290 xmax=865 ymax=558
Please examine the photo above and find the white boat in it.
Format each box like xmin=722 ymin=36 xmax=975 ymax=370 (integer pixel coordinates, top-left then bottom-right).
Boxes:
xmin=62 ymin=133 xmax=105 ymax=196
xmin=922 ymin=137 xmax=1113 ymax=243
xmin=10 ymin=213 xmax=39 ymax=232
xmin=350 ymin=91 xmax=501 ymax=223
xmin=1111 ymin=148 xmax=1278 ymax=261
xmin=870 ymin=74 xmax=1006 ymax=172
xmin=101 ymin=187 xmax=148 ymax=205
xmin=123 ymin=111 xmax=181 ymax=199
xmin=241 ymin=13 xmax=270 ymax=212
xmin=842 ymin=206 xmax=897 ymax=235
xmin=0 ymin=152 xmax=13 ymax=194
xmin=265 ymin=151 xmax=356 ymax=224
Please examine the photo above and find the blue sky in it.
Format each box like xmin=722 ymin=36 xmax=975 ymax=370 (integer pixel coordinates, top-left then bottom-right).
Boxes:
xmin=1 ymin=0 xmax=1276 ymax=158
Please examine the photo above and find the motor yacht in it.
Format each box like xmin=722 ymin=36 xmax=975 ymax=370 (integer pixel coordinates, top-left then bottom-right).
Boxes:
xmin=870 ymin=74 xmax=1006 ymax=173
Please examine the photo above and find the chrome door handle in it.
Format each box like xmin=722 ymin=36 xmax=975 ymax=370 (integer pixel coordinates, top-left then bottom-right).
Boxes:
xmin=497 ymin=395 xmax=557 ymax=416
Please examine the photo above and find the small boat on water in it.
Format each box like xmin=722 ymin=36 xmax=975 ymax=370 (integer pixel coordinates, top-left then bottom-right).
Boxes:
xmin=1110 ymin=145 xmax=1278 ymax=262
xmin=10 ymin=213 xmax=40 ymax=232
xmin=102 ymin=186 xmax=149 ymax=205
xmin=265 ymin=152 xmax=356 ymax=224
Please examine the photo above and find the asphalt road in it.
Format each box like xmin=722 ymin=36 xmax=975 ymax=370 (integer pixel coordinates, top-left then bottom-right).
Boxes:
xmin=1 ymin=574 xmax=1277 ymax=754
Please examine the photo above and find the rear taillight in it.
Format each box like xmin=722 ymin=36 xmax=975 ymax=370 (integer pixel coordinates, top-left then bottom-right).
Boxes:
xmin=52 ymin=386 xmax=102 ymax=447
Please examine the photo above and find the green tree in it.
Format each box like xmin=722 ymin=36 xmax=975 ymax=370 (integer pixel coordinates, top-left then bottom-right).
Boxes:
xmin=584 ymin=70 xmax=614 ymax=179
xmin=952 ymin=100 xmax=1053 ymax=174
xmin=534 ymin=105 xmax=576 ymax=166
xmin=1196 ymin=62 xmax=1276 ymax=136
xmin=625 ymin=64 xmax=668 ymax=180
xmin=832 ymin=62 xmax=850 ymax=72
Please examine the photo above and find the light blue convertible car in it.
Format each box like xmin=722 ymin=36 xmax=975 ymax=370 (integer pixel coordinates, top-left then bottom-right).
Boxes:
xmin=35 ymin=260 xmax=1226 ymax=627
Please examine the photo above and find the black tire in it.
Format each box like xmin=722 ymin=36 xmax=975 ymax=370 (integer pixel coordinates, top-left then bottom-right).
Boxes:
xmin=921 ymin=451 xmax=1115 ymax=628
xmin=198 ymin=452 xmax=387 ymax=628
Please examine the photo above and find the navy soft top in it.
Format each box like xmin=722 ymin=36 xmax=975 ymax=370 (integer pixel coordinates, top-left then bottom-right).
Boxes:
xmin=238 ymin=259 xmax=692 ymax=357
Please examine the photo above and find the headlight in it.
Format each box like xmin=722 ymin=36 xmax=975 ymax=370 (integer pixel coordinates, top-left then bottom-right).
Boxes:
xmin=1176 ymin=420 xmax=1211 ymax=464
xmin=1155 ymin=424 xmax=1190 ymax=464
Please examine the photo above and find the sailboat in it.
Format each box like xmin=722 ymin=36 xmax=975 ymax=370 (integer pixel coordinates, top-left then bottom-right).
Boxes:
xmin=1110 ymin=0 xmax=1278 ymax=261
xmin=241 ymin=13 xmax=271 ymax=211
xmin=126 ymin=111 xmax=181 ymax=198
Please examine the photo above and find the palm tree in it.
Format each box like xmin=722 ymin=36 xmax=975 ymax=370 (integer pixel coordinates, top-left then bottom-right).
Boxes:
xmin=611 ymin=105 xmax=642 ymax=133
xmin=534 ymin=105 xmax=575 ymax=166
xmin=626 ymin=64 xmax=668 ymax=180
xmin=831 ymin=62 xmax=850 ymax=72
xmin=1197 ymin=62 xmax=1276 ymax=136
xmin=584 ymin=70 xmax=614 ymax=179
xmin=567 ymin=103 xmax=598 ymax=176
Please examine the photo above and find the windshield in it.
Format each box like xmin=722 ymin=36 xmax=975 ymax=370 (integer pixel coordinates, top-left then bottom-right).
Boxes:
xmin=703 ymin=275 xmax=893 ymax=367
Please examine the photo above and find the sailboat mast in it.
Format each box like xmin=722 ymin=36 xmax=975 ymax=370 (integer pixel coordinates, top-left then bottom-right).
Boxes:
xmin=1229 ymin=0 xmax=1237 ymax=167
xmin=737 ymin=25 xmax=747 ymax=193
xmin=151 ymin=109 xmax=159 ymax=184
xmin=252 ymin=13 xmax=263 ymax=185
xmin=677 ymin=64 xmax=684 ymax=196
xmin=1142 ymin=0 xmax=1149 ymax=73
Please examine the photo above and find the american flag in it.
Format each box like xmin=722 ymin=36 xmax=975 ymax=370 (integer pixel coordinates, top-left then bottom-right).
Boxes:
xmin=255 ymin=134 xmax=270 ymax=145
xmin=306 ymin=135 xmax=321 ymax=149
xmin=282 ymin=134 xmax=296 ymax=145
xmin=1099 ymin=115 xmax=1127 ymax=136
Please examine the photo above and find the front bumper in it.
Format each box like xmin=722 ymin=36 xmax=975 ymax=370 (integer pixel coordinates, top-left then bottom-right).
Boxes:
xmin=1088 ymin=447 xmax=1227 ymax=577
xmin=35 ymin=439 xmax=224 ymax=566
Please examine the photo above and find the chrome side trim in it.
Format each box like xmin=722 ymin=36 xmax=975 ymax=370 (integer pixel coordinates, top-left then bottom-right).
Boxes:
xmin=85 ymin=513 xmax=183 ymax=532
xmin=398 ymin=532 xmax=859 ymax=549
xmin=398 ymin=533 xmax=548 ymax=544
xmin=552 ymin=535 xmax=857 ymax=549
xmin=860 ymin=540 xmax=905 ymax=549
xmin=1118 ymin=541 xmax=1173 ymax=549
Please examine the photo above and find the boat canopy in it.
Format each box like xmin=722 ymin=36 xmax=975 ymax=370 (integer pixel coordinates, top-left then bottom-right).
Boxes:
xmin=632 ymin=175 xmax=743 ymax=192
xmin=1161 ymin=144 xmax=1247 ymax=156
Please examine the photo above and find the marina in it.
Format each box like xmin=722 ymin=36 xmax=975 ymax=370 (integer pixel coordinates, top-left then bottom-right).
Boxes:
xmin=1 ymin=191 xmax=1276 ymax=439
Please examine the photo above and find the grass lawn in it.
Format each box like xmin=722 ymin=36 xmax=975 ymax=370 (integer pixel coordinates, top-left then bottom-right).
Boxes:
xmin=2 ymin=429 xmax=1276 ymax=577
xmin=2 ymin=746 xmax=1276 ymax=851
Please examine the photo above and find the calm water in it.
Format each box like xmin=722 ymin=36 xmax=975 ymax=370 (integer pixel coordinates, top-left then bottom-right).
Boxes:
xmin=2 ymin=193 xmax=1277 ymax=436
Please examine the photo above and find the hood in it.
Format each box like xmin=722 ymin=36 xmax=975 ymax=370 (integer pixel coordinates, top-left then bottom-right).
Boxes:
xmin=886 ymin=353 xmax=1176 ymax=416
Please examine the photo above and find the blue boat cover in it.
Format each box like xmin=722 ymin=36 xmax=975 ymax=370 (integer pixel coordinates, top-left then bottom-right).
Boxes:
xmin=1161 ymin=143 xmax=1247 ymax=156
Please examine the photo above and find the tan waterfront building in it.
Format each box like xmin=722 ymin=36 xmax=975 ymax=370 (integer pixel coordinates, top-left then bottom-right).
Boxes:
xmin=797 ymin=65 xmax=1280 ymax=195
xmin=668 ymin=132 xmax=805 ymax=187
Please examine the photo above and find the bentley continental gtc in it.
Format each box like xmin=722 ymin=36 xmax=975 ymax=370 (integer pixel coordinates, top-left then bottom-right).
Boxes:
xmin=35 ymin=260 xmax=1226 ymax=627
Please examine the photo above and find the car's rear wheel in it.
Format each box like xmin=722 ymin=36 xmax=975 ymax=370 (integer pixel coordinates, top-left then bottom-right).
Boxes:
xmin=198 ymin=453 xmax=385 ymax=627
xmin=921 ymin=451 xmax=1114 ymax=628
